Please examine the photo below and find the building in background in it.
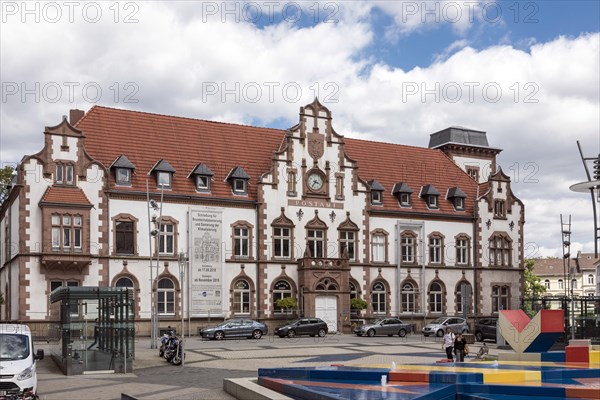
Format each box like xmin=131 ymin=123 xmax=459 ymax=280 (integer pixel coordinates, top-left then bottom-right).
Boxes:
xmin=533 ymin=252 xmax=598 ymax=300
xmin=0 ymin=99 xmax=525 ymax=334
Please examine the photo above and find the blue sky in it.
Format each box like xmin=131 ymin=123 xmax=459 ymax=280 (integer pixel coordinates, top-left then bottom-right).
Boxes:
xmin=1 ymin=0 xmax=599 ymax=256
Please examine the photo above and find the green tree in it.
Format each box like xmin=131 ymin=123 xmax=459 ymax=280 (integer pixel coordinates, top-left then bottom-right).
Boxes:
xmin=524 ymin=258 xmax=546 ymax=297
xmin=350 ymin=297 xmax=368 ymax=312
xmin=275 ymin=297 xmax=298 ymax=311
xmin=0 ymin=166 xmax=15 ymax=205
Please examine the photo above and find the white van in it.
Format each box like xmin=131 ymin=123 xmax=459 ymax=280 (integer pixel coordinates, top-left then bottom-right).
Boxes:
xmin=0 ymin=324 xmax=44 ymax=400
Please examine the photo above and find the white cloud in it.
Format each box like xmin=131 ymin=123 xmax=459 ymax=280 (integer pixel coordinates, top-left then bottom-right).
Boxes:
xmin=0 ymin=2 xmax=598 ymax=256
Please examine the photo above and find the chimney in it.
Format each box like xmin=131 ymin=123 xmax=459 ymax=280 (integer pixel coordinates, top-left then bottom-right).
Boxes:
xmin=70 ymin=109 xmax=85 ymax=125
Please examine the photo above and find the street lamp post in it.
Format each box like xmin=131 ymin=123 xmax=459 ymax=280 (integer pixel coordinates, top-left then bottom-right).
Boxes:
xmin=178 ymin=251 xmax=188 ymax=366
xmin=146 ymin=178 xmax=164 ymax=349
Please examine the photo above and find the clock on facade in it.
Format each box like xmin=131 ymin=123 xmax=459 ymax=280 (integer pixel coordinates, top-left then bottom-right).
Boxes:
xmin=308 ymin=172 xmax=324 ymax=191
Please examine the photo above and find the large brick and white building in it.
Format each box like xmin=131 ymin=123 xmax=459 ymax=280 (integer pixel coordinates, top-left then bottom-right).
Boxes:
xmin=0 ymin=99 xmax=525 ymax=334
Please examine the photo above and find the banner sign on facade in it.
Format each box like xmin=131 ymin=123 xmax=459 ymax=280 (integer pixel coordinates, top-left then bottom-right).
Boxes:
xmin=189 ymin=207 xmax=223 ymax=317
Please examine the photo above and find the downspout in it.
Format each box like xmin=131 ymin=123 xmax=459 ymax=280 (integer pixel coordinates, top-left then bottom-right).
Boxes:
xmin=256 ymin=201 xmax=260 ymax=320
xmin=473 ymin=185 xmax=480 ymax=323
xmin=396 ymin=222 xmax=401 ymax=315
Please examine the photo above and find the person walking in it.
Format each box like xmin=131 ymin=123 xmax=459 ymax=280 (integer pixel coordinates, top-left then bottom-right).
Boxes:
xmin=442 ymin=327 xmax=455 ymax=361
xmin=454 ymin=332 xmax=467 ymax=362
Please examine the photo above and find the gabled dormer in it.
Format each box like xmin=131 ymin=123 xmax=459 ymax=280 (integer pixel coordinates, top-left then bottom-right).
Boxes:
xmin=150 ymin=160 xmax=175 ymax=189
xmin=188 ymin=163 xmax=214 ymax=192
xmin=367 ymin=179 xmax=384 ymax=205
xmin=227 ymin=166 xmax=250 ymax=195
xmin=447 ymin=187 xmax=467 ymax=211
xmin=392 ymin=182 xmax=413 ymax=207
xmin=110 ymin=155 xmax=136 ymax=186
xmin=420 ymin=184 xmax=440 ymax=209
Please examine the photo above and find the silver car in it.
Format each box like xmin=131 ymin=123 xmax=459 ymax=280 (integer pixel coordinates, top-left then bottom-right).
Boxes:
xmin=199 ymin=318 xmax=268 ymax=340
xmin=354 ymin=318 xmax=413 ymax=337
xmin=422 ymin=317 xmax=469 ymax=337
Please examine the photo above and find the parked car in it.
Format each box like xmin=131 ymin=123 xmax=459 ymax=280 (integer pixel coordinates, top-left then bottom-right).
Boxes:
xmin=422 ymin=317 xmax=469 ymax=337
xmin=474 ymin=318 xmax=497 ymax=342
xmin=354 ymin=318 xmax=413 ymax=337
xmin=199 ymin=319 xmax=268 ymax=340
xmin=274 ymin=318 xmax=328 ymax=338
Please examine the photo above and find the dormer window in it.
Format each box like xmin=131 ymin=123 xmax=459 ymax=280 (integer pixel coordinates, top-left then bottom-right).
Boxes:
xmin=150 ymin=159 xmax=176 ymax=190
xmin=392 ymin=182 xmax=413 ymax=208
xmin=110 ymin=155 xmax=136 ymax=186
xmin=227 ymin=166 xmax=250 ymax=195
xmin=447 ymin=187 xmax=467 ymax=211
xmin=368 ymin=179 xmax=384 ymax=206
xmin=157 ymin=172 xmax=172 ymax=188
xmin=116 ymin=168 xmax=131 ymax=185
xmin=233 ymin=179 xmax=246 ymax=194
xmin=400 ymin=193 xmax=411 ymax=206
xmin=420 ymin=184 xmax=440 ymax=209
xmin=189 ymin=163 xmax=214 ymax=193
xmin=56 ymin=164 xmax=74 ymax=185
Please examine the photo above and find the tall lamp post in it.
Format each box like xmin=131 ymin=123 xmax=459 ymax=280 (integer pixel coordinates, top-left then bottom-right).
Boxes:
xmin=146 ymin=178 xmax=164 ymax=349
xmin=569 ymin=142 xmax=600 ymax=258
xmin=178 ymin=251 xmax=188 ymax=366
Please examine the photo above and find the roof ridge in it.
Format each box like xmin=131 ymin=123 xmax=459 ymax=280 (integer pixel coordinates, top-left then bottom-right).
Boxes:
xmin=87 ymin=105 xmax=285 ymax=132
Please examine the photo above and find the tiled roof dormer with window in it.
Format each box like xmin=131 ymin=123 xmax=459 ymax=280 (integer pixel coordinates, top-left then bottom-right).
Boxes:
xmin=188 ymin=163 xmax=214 ymax=192
xmin=447 ymin=187 xmax=467 ymax=211
xmin=420 ymin=184 xmax=440 ymax=210
xmin=151 ymin=159 xmax=176 ymax=189
xmin=110 ymin=155 xmax=136 ymax=186
xmin=227 ymin=166 xmax=250 ymax=195
xmin=392 ymin=182 xmax=413 ymax=208
xmin=368 ymin=179 xmax=384 ymax=205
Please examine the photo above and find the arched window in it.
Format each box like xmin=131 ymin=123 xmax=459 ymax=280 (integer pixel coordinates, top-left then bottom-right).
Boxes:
xmin=544 ymin=279 xmax=550 ymax=289
xmin=402 ymin=282 xmax=417 ymax=312
xmin=558 ymin=279 xmax=564 ymax=290
xmin=115 ymin=277 xmax=134 ymax=288
xmin=233 ymin=279 xmax=251 ymax=314
xmin=588 ymin=274 xmax=594 ymax=285
xmin=429 ymin=282 xmax=443 ymax=313
xmin=316 ymin=278 xmax=338 ymax=291
xmin=456 ymin=281 xmax=472 ymax=314
xmin=571 ymin=279 xmax=578 ymax=290
xmin=372 ymin=282 xmax=386 ymax=314
xmin=272 ymin=280 xmax=292 ymax=314
xmin=157 ymin=278 xmax=175 ymax=315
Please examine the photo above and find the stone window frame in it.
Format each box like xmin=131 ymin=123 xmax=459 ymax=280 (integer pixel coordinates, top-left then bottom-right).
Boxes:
xmin=157 ymin=277 xmax=177 ymax=316
xmin=305 ymin=212 xmax=328 ymax=258
xmin=400 ymin=230 xmax=418 ymax=265
xmin=427 ymin=232 xmax=445 ymax=266
xmin=271 ymin=210 xmax=295 ymax=261
xmin=335 ymin=173 xmax=345 ymax=201
xmin=494 ymin=200 xmax=506 ymax=219
xmin=230 ymin=221 xmax=254 ymax=261
xmin=271 ymin=278 xmax=296 ymax=315
xmin=55 ymin=162 xmax=75 ymax=186
xmin=155 ymin=216 xmax=179 ymax=258
xmin=370 ymin=228 xmax=389 ymax=264
xmin=427 ymin=279 xmax=446 ymax=315
xmin=50 ymin=212 xmax=84 ymax=253
xmin=466 ymin=166 xmax=480 ymax=182
xmin=229 ymin=273 xmax=256 ymax=318
xmin=400 ymin=278 xmax=419 ymax=313
xmin=544 ymin=279 xmax=551 ymax=289
xmin=558 ymin=279 xmax=564 ymax=290
xmin=287 ymin=168 xmax=298 ymax=197
xmin=455 ymin=280 xmax=473 ymax=315
xmin=455 ymin=233 xmax=471 ymax=266
xmin=488 ymin=232 xmax=512 ymax=267
xmin=588 ymin=274 xmax=595 ymax=285
xmin=491 ymin=284 xmax=510 ymax=314
xmin=371 ymin=280 xmax=388 ymax=315
xmin=112 ymin=213 xmax=139 ymax=256
xmin=111 ymin=274 xmax=141 ymax=319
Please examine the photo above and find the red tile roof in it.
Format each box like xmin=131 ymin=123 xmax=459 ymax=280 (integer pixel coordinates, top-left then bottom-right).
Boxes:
xmin=76 ymin=106 xmax=478 ymax=215
xmin=533 ymin=254 xmax=598 ymax=275
xmin=41 ymin=186 xmax=92 ymax=206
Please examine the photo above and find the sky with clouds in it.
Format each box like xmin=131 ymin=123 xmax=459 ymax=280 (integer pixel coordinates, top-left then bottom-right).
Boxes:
xmin=1 ymin=0 xmax=599 ymax=258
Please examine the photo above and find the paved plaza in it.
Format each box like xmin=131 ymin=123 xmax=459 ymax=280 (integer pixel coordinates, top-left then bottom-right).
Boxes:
xmin=35 ymin=334 xmax=499 ymax=400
